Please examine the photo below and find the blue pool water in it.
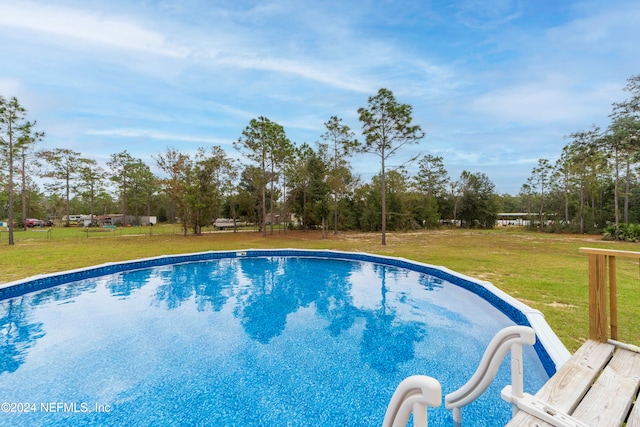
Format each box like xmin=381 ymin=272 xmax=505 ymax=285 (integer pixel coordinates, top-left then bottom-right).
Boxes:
xmin=0 ymin=252 xmax=549 ymax=426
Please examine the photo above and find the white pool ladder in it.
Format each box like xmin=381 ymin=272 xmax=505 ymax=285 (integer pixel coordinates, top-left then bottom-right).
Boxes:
xmin=382 ymin=325 xmax=536 ymax=427
xmin=381 ymin=375 xmax=442 ymax=427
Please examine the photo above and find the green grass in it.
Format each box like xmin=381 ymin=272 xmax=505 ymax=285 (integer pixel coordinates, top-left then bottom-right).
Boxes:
xmin=1 ymin=225 xmax=638 ymax=353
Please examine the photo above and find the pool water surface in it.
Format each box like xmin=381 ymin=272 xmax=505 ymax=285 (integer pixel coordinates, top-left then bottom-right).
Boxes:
xmin=0 ymin=254 xmax=549 ymax=426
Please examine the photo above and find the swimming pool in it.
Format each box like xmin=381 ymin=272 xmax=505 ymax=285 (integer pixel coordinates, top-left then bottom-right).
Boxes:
xmin=0 ymin=250 xmax=565 ymax=426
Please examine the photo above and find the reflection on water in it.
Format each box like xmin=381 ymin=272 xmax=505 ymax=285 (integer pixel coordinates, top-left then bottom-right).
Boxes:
xmin=0 ymin=279 xmax=97 ymax=374
xmin=0 ymin=257 xmax=444 ymax=375
xmin=0 ymin=298 xmax=45 ymax=374
xmin=361 ymin=264 xmax=427 ymax=372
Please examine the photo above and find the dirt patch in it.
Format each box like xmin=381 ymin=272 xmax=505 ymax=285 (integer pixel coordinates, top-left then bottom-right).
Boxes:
xmin=517 ymin=298 xmax=575 ymax=310
xmin=473 ymin=273 xmax=497 ymax=282
xmin=545 ymin=301 xmax=576 ymax=309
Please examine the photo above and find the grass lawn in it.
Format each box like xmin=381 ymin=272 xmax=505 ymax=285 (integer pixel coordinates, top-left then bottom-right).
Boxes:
xmin=1 ymin=225 xmax=638 ymax=353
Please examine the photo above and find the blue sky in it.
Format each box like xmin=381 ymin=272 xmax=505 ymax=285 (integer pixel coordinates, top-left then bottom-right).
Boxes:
xmin=1 ymin=0 xmax=639 ymax=194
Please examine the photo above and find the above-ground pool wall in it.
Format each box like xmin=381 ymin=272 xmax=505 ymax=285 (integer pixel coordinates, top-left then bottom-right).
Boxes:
xmin=0 ymin=248 xmax=567 ymax=376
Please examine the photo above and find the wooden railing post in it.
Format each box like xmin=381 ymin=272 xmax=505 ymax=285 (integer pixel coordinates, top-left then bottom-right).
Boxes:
xmin=588 ymin=254 xmax=608 ymax=343
xmin=608 ymin=256 xmax=617 ymax=340
xmin=580 ymin=247 xmax=640 ymax=343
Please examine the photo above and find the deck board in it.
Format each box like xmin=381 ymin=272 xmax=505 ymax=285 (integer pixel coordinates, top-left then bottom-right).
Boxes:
xmin=570 ymin=348 xmax=640 ymax=426
xmin=627 ymin=398 xmax=640 ymax=427
xmin=506 ymin=340 xmax=615 ymax=427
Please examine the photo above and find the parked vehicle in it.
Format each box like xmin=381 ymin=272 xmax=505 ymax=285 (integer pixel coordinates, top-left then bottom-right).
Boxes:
xmin=213 ymin=218 xmax=237 ymax=230
xmin=26 ymin=218 xmax=45 ymax=227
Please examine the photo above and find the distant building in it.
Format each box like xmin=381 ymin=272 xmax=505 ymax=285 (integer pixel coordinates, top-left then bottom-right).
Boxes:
xmin=496 ymin=213 xmax=530 ymax=227
xmin=62 ymin=214 xmax=85 ymax=222
xmin=95 ymin=214 xmax=157 ymax=226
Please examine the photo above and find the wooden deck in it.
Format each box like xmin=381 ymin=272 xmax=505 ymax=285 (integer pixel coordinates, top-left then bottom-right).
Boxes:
xmin=506 ymin=340 xmax=640 ymax=427
xmin=506 ymin=248 xmax=640 ymax=426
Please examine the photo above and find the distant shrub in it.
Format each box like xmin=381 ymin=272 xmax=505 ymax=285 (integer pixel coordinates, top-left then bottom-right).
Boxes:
xmin=603 ymin=223 xmax=640 ymax=242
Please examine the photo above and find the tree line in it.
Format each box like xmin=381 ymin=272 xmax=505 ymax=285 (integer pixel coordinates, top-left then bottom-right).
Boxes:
xmin=2 ymin=76 xmax=640 ymax=245
xmin=519 ymin=73 xmax=640 ymax=240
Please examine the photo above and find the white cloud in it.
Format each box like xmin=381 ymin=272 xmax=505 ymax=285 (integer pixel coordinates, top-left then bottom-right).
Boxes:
xmin=546 ymin=1 xmax=640 ymax=53
xmin=0 ymin=78 xmax=21 ymax=97
xmin=213 ymin=53 xmax=374 ymax=94
xmin=0 ymin=1 xmax=188 ymax=57
xmin=470 ymin=76 xmax=621 ymax=124
xmin=0 ymin=0 xmax=452 ymax=97
xmin=86 ymin=128 xmax=231 ymax=145
xmin=453 ymin=0 xmax=524 ymax=29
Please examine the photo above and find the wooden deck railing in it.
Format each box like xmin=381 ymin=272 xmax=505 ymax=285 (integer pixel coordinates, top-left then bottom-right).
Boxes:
xmin=579 ymin=247 xmax=640 ymax=343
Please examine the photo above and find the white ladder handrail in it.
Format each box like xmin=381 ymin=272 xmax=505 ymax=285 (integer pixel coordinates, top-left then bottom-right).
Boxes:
xmin=444 ymin=325 xmax=536 ymax=425
xmin=382 ymin=375 xmax=442 ymax=427
xmin=383 ymin=326 xmax=537 ymax=427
